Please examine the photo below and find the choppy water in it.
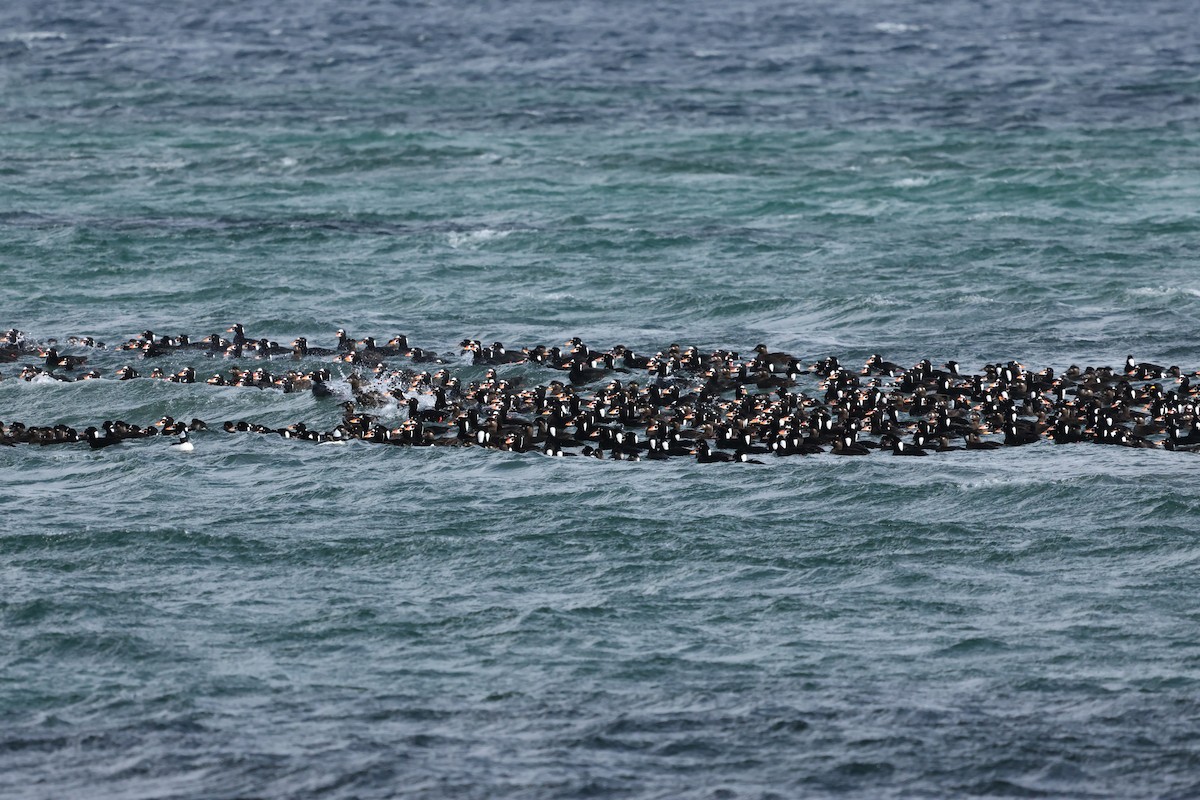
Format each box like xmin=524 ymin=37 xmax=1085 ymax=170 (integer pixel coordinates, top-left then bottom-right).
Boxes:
xmin=3 ymin=1 xmax=1200 ymax=797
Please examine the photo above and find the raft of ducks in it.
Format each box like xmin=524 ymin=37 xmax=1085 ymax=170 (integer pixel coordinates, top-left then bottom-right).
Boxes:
xmin=4 ymin=325 xmax=1200 ymax=460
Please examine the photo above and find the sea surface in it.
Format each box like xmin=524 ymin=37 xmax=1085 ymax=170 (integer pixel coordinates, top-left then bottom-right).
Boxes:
xmin=3 ymin=1 xmax=1200 ymax=797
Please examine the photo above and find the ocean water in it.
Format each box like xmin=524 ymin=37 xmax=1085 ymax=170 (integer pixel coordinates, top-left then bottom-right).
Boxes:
xmin=3 ymin=1 xmax=1200 ymax=797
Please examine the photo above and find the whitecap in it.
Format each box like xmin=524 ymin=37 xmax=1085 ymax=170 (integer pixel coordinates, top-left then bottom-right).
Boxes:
xmin=5 ymin=32 xmax=66 ymax=43
xmin=102 ymin=37 xmax=144 ymax=49
xmin=1128 ymin=286 xmax=1200 ymax=299
xmin=447 ymin=229 xmax=513 ymax=249
xmin=874 ymin=22 xmax=924 ymax=34
xmin=864 ymin=293 xmax=900 ymax=306
xmin=893 ymin=176 xmax=931 ymax=188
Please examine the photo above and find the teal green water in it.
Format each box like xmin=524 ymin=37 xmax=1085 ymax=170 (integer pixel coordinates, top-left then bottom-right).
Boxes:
xmin=3 ymin=1 xmax=1200 ymax=797
xmin=6 ymin=124 xmax=1200 ymax=359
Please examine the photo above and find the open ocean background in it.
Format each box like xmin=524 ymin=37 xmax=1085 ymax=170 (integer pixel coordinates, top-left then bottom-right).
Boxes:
xmin=3 ymin=1 xmax=1200 ymax=797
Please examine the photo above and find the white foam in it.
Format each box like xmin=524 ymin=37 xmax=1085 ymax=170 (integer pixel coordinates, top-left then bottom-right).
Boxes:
xmin=1129 ymin=286 xmax=1200 ymax=299
xmin=874 ymin=22 xmax=924 ymax=34
xmin=324 ymin=378 xmax=354 ymax=401
xmin=5 ymin=32 xmax=66 ymax=43
xmin=893 ymin=176 xmax=932 ymax=188
xmin=959 ymin=293 xmax=995 ymax=305
xmin=103 ymin=37 xmax=144 ymax=48
xmin=864 ymin=293 xmax=900 ymax=306
xmin=447 ymin=229 xmax=512 ymax=249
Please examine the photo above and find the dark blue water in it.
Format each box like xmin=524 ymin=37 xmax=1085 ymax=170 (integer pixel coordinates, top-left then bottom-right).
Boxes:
xmin=3 ymin=1 xmax=1200 ymax=797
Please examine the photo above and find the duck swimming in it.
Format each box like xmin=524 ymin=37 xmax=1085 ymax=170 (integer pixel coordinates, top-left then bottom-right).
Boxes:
xmin=170 ymin=428 xmax=195 ymax=452
xmin=7 ymin=324 xmax=1200 ymax=464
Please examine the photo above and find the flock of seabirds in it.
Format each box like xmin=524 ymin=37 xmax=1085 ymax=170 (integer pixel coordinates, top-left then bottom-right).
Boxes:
xmin=4 ymin=324 xmax=1200 ymax=460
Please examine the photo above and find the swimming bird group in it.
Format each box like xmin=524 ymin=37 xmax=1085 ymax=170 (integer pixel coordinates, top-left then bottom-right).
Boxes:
xmin=4 ymin=326 xmax=1200 ymax=460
